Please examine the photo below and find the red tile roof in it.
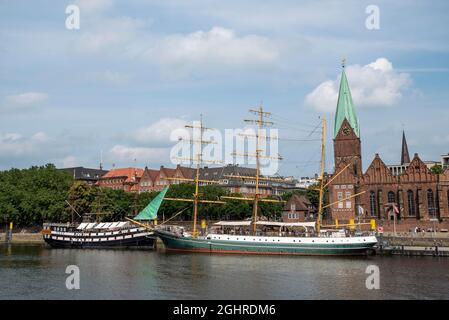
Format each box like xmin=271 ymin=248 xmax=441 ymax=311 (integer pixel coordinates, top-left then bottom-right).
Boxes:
xmin=101 ymin=167 xmax=144 ymax=183
xmin=143 ymin=168 xmax=160 ymax=181
xmin=160 ymin=166 xmax=176 ymax=177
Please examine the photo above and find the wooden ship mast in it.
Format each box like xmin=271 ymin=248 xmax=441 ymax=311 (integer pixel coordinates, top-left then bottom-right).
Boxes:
xmin=163 ymin=115 xmax=225 ymax=237
xmin=221 ymin=105 xmax=285 ymax=235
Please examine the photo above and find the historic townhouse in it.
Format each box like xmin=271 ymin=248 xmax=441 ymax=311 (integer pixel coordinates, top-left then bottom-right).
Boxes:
xmin=97 ymin=167 xmax=144 ymax=192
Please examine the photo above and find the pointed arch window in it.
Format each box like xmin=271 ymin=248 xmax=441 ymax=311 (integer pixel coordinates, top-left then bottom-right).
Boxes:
xmin=427 ymin=189 xmax=436 ymax=219
xmin=370 ymin=191 xmax=377 ymax=217
xmin=407 ymin=190 xmax=416 ymax=217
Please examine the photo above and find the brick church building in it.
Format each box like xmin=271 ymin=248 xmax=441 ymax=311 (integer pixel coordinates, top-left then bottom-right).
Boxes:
xmin=328 ymin=65 xmax=449 ymax=230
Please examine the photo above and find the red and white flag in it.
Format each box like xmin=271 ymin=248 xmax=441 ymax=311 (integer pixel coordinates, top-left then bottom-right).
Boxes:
xmin=393 ymin=204 xmax=399 ymax=214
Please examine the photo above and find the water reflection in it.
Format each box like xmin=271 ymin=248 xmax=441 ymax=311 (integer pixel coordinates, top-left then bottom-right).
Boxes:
xmin=1 ymin=244 xmax=448 ymax=300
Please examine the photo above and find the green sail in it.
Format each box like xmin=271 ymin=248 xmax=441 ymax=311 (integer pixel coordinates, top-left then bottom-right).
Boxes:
xmin=133 ymin=187 xmax=168 ymax=221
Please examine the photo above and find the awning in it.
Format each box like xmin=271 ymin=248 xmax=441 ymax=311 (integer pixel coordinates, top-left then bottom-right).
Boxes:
xmin=214 ymin=221 xmax=252 ymax=226
xmin=256 ymin=221 xmax=316 ymax=228
xmin=213 ymin=221 xmax=315 ymax=228
xmin=76 ymin=223 xmax=88 ymax=230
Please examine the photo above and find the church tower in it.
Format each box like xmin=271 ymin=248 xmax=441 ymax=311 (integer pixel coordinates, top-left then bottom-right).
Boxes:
xmin=333 ymin=63 xmax=362 ymax=177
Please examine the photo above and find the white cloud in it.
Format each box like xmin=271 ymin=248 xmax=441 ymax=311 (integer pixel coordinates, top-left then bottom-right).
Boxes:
xmin=146 ymin=27 xmax=279 ymax=70
xmin=0 ymin=131 xmax=49 ymax=156
xmin=133 ymin=118 xmax=188 ymax=146
xmin=0 ymin=133 xmax=22 ymax=142
xmin=109 ymin=145 xmax=169 ymax=162
xmin=6 ymin=92 xmax=48 ymax=106
xmin=305 ymin=58 xmax=412 ymax=112
xmin=31 ymin=132 xmax=49 ymax=143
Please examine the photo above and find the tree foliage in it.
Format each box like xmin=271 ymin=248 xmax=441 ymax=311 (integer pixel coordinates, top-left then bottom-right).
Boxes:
xmin=0 ymin=164 xmax=73 ymax=226
xmin=430 ymin=164 xmax=444 ymax=175
xmin=1 ymin=165 xmax=320 ymax=226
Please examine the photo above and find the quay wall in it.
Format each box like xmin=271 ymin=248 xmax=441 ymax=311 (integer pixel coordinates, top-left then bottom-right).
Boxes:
xmin=0 ymin=232 xmax=44 ymax=244
xmin=380 ymin=219 xmax=449 ymax=232
xmin=381 ymin=234 xmax=449 ymax=247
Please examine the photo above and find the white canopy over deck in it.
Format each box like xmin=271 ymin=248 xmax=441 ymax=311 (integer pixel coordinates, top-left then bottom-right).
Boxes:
xmin=213 ymin=221 xmax=315 ymax=229
xmin=76 ymin=221 xmax=129 ymax=230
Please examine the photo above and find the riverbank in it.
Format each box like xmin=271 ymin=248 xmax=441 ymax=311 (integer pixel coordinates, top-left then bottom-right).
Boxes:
xmin=0 ymin=232 xmax=44 ymax=244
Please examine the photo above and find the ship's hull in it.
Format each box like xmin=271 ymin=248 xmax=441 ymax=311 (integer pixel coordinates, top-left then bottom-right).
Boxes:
xmin=157 ymin=230 xmax=377 ymax=256
xmin=42 ymin=223 xmax=156 ymax=249
xmin=43 ymin=234 xmax=156 ymax=249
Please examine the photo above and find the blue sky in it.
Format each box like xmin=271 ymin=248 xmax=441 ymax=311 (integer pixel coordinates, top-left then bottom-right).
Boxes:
xmin=1 ymin=0 xmax=448 ymax=177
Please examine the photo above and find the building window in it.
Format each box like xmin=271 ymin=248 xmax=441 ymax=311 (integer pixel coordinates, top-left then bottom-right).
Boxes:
xmin=407 ymin=190 xmax=416 ymax=217
xmin=388 ymin=191 xmax=396 ymax=204
xmin=345 ymin=191 xmax=351 ymax=209
xmin=291 ymin=204 xmax=296 ymax=211
xmin=337 ymin=192 xmax=343 ymax=209
xmin=427 ymin=189 xmax=436 ymax=218
xmin=370 ymin=191 xmax=377 ymax=217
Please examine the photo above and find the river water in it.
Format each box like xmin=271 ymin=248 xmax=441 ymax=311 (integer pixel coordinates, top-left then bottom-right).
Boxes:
xmin=1 ymin=244 xmax=448 ymax=300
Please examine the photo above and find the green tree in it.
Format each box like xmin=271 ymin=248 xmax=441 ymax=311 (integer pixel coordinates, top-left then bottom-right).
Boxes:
xmin=67 ymin=181 xmax=96 ymax=218
xmin=430 ymin=164 xmax=444 ymax=175
xmin=0 ymin=164 xmax=73 ymax=226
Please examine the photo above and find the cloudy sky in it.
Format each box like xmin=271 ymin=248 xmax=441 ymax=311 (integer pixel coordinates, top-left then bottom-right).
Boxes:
xmin=1 ymin=0 xmax=448 ymax=177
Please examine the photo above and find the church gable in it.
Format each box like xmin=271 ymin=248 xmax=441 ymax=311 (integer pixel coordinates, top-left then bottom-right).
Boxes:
xmin=401 ymin=154 xmax=437 ymax=183
xmin=363 ymin=154 xmax=397 ymax=184
xmin=334 ymin=118 xmax=359 ymax=141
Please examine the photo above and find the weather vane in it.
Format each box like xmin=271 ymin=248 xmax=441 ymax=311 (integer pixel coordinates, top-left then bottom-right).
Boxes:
xmin=342 ymin=58 xmax=346 ymax=69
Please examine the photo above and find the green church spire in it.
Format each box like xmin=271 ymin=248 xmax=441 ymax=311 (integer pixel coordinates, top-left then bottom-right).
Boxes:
xmin=334 ymin=63 xmax=360 ymax=138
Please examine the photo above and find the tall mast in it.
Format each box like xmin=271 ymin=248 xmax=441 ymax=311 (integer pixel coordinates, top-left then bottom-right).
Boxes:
xmin=316 ymin=117 xmax=326 ymax=235
xmin=164 ymin=115 xmax=225 ymax=237
xmin=221 ymin=105 xmax=284 ymax=236
xmin=246 ymin=105 xmax=273 ymax=235
xmin=190 ymin=115 xmax=203 ymax=237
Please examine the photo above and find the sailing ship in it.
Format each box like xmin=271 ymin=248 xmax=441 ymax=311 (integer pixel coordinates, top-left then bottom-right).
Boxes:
xmin=42 ymin=187 xmax=168 ymax=249
xmin=156 ymin=108 xmax=378 ymax=256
